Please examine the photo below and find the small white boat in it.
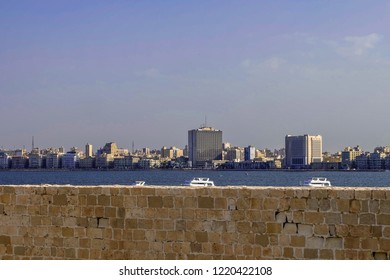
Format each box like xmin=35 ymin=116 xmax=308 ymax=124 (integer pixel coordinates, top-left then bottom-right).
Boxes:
xmin=183 ymin=177 xmax=215 ymax=186
xmin=132 ymin=181 xmax=146 ymax=186
xmin=303 ymin=177 xmax=331 ymax=187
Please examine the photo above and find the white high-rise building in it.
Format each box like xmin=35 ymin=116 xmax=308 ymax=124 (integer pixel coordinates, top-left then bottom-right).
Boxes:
xmin=285 ymin=134 xmax=323 ymax=169
xmin=86 ymin=143 xmax=93 ymax=158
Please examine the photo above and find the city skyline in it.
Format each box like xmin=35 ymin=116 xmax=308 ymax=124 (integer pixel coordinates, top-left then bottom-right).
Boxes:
xmin=2 ymin=1 xmax=390 ymax=152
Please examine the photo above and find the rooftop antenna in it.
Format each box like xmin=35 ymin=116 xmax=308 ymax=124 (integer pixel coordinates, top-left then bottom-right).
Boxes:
xmin=132 ymin=140 xmax=134 ymax=154
xmin=32 ymin=136 xmax=35 ymax=151
xmin=205 ymin=115 xmax=207 ymax=127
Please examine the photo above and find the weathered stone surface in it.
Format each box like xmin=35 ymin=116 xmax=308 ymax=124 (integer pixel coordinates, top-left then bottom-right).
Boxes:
xmin=0 ymin=185 xmax=389 ymax=260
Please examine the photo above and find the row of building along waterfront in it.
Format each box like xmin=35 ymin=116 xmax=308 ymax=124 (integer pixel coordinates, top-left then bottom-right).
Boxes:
xmin=1 ymin=127 xmax=390 ymax=170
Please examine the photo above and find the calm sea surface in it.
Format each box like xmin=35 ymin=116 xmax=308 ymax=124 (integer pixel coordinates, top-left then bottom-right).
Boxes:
xmin=1 ymin=170 xmax=390 ymax=187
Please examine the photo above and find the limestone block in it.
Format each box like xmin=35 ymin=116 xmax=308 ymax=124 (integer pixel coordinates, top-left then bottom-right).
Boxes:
xmin=372 ymin=190 xmax=386 ymax=200
xmin=295 ymin=189 xmax=310 ymax=199
xmin=86 ymin=195 xmax=98 ymax=206
xmin=236 ymin=197 xmax=251 ymax=209
xmin=137 ymin=197 xmax=148 ymax=208
xmin=263 ymin=198 xmax=279 ymax=210
xmin=380 ymin=200 xmax=390 ymax=213
xmin=261 ymin=210 xmax=276 ymax=222
xmin=384 ymin=226 xmax=390 ymax=238
xmin=255 ymin=234 xmax=269 ymax=246
xmin=183 ymin=197 xmax=196 ymax=208
xmin=342 ymin=213 xmax=358 ymax=225
xmin=377 ymin=214 xmax=390 ymax=225
xmin=141 ymin=187 xmax=155 ymax=196
xmin=62 ymin=227 xmax=74 ymax=237
xmin=162 ymin=196 xmax=174 ymax=208
xmin=355 ymin=189 xmax=372 ymax=199
xmin=319 ymin=249 xmax=334 ymax=259
xmin=325 ymin=237 xmax=342 ymax=249
xmin=212 ymin=197 xmax=226 ymax=209
xmin=319 ymin=199 xmax=331 ymax=211
xmin=297 ymin=224 xmax=313 ymax=236
xmin=279 ymin=235 xmax=290 ymax=246
xmin=279 ymin=198 xmax=291 ymax=211
xmin=379 ymin=239 xmax=390 ymax=251
xmin=304 ymin=248 xmax=318 ymax=259
xmin=283 ymin=223 xmax=297 ymax=234
xmin=306 ymin=237 xmax=324 ymax=249
xmin=283 ymin=247 xmax=294 ymax=258
xmin=325 ymin=213 xmax=341 ymax=224
xmin=14 ymin=246 xmax=26 ymax=256
xmin=0 ymin=194 xmax=12 ymax=204
xmin=361 ymin=238 xmax=379 ymax=250
xmin=148 ymin=196 xmax=163 ymax=208
xmin=97 ymin=218 xmax=109 ymax=228
xmin=290 ymin=198 xmax=306 ymax=210
xmin=0 ymin=235 xmax=11 ymax=245
xmin=359 ymin=213 xmax=376 ymax=224
xmin=344 ymin=237 xmax=360 ymax=249
xmin=337 ymin=189 xmax=354 ymax=199
xmin=335 ymin=225 xmax=349 ymax=237
xmin=251 ymin=222 xmax=266 ymax=234
xmin=336 ymin=199 xmax=350 ymax=213
xmin=266 ymin=223 xmax=281 ymax=234
xmin=350 ymin=200 xmax=361 ymax=213
xmin=307 ymin=199 xmax=319 ymax=211
xmin=275 ymin=212 xmax=287 ymax=223
xmin=304 ymin=212 xmax=324 ymax=224
xmin=294 ymin=247 xmax=303 ymax=259
xmin=310 ymin=189 xmax=328 ymax=199
xmin=97 ymin=195 xmax=110 ymax=206
xmin=104 ymin=207 xmax=117 ymax=217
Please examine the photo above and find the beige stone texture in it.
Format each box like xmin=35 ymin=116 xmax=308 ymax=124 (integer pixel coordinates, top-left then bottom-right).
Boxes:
xmin=0 ymin=185 xmax=389 ymax=260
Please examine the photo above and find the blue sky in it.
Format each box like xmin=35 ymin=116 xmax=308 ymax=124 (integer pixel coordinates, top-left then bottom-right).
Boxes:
xmin=1 ymin=1 xmax=390 ymax=152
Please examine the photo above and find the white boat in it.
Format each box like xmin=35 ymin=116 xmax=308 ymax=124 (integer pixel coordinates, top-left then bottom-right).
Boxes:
xmin=302 ymin=177 xmax=331 ymax=187
xmin=132 ymin=181 xmax=145 ymax=186
xmin=183 ymin=177 xmax=215 ymax=186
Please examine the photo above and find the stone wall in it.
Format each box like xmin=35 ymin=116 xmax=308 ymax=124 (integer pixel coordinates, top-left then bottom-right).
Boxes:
xmin=0 ymin=185 xmax=390 ymax=260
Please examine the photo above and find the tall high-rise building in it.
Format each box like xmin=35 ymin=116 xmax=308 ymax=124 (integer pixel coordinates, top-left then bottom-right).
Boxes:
xmin=285 ymin=134 xmax=323 ymax=169
xmin=85 ymin=143 xmax=93 ymax=158
xmin=188 ymin=127 xmax=222 ymax=168
xmin=244 ymin=145 xmax=256 ymax=161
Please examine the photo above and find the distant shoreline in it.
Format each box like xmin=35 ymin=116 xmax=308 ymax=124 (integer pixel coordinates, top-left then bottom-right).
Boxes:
xmin=0 ymin=168 xmax=386 ymax=172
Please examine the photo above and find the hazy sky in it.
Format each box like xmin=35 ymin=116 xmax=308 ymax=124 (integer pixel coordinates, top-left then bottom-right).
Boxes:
xmin=1 ymin=1 xmax=390 ymax=153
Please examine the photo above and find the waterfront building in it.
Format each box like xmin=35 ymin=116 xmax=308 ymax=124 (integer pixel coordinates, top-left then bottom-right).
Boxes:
xmin=85 ymin=143 xmax=93 ymax=158
xmin=95 ymin=154 xmax=114 ymax=169
xmin=28 ymin=153 xmax=42 ymax=169
xmin=285 ymin=134 xmax=323 ymax=169
xmin=161 ymin=146 xmax=184 ymax=159
xmin=46 ymin=153 xmax=62 ymax=169
xmin=113 ymin=156 xmax=140 ymax=169
xmin=103 ymin=142 xmax=118 ymax=155
xmin=368 ymin=152 xmax=386 ymax=170
xmin=341 ymin=146 xmax=363 ymax=169
xmin=244 ymin=145 xmax=256 ymax=161
xmin=188 ymin=126 xmax=223 ymax=168
xmin=226 ymin=147 xmax=244 ymax=162
xmin=78 ymin=157 xmax=95 ymax=169
xmin=0 ymin=152 xmax=11 ymax=169
xmin=374 ymin=146 xmax=390 ymax=154
xmin=62 ymin=151 xmax=79 ymax=169
xmin=222 ymin=142 xmax=231 ymax=150
xmin=11 ymin=156 xmax=28 ymax=169
xmin=143 ymin=148 xmax=150 ymax=156
xmin=385 ymin=155 xmax=390 ymax=170
xmin=138 ymin=158 xmax=160 ymax=169
xmin=355 ymin=153 xmax=369 ymax=170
